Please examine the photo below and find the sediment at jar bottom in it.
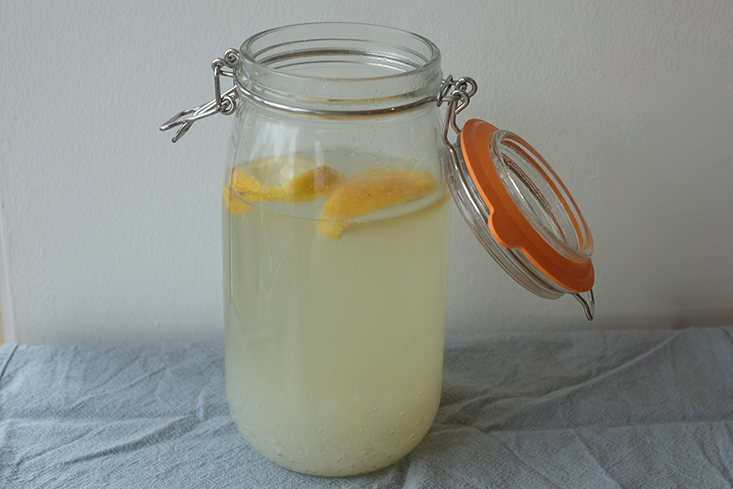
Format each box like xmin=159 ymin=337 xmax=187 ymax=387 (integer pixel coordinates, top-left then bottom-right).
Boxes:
xmin=223 ymin=190 xmax=451 ymax=476
xmin=226 ymin=370 xmax=442 ymax=476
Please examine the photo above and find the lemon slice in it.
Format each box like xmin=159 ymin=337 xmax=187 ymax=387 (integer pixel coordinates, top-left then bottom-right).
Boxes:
xmin=223 ymin=184 xmax=250 ymax=215
xmin=224 ymin=155 xmax=344 ymax=214
xmin=318 ymin=168 xmax=438 ymax=241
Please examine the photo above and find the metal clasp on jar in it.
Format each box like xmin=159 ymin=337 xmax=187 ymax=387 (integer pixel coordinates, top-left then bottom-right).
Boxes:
xmin=160 ymin=49 xmax=241 ymax=143
xmin=436 ymin=75 xmax=478 ymax=165
xmin=161 ymin=49 xmax=480 ymax=143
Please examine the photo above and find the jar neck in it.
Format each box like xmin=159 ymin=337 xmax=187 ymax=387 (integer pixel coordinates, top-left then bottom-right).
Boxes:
xmin=236 ymin=23 xmax=443 ymax=115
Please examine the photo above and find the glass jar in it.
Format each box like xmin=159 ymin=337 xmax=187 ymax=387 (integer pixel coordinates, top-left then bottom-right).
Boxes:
xmin=223 ymin=23 xmax=449 ymax=477
xmin=162 ymin=22 xmax=595 ymax=478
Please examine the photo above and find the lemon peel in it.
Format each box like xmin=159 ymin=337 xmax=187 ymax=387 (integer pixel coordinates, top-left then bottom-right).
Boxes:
xmin=223 ymin=155 xmax=344 ymax=214
xmin=223 ymin=184 xmax=250 ymax=215
xmin=318 ymin=168 xmax=438 ymax=241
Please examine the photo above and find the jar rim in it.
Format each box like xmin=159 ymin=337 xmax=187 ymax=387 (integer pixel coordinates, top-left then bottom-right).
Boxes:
xmin=236 ymin=22 xmax=444 ymax=114
xmin=239 ymin=22 xmax=442 ymax=83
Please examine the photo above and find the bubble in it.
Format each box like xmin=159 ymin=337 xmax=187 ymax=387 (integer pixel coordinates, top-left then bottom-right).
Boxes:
xmin=400 ymin=412 xmax=405 ymax=417
xmin=277 ymin=450 xmax=282 ymax=457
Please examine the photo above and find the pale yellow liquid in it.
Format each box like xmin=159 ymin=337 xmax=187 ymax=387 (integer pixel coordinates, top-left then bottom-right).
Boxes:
xmin=223 ymin=165 xmax=451 ymax=476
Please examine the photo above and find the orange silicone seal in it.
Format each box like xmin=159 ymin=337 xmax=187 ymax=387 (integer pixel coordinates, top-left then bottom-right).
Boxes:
xmin=460 ymin=119 xmax=594 ymax=293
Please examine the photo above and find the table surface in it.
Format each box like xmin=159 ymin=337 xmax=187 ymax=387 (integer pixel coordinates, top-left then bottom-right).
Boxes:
xmin=2 ymin=327 xmax=733 ymax=488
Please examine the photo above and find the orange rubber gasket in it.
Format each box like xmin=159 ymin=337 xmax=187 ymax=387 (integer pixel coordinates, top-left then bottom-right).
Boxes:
xmin=504 ymin=137 xmax=593 ymax=254
xmin=460 ymin=119 xmax=594 ymax=293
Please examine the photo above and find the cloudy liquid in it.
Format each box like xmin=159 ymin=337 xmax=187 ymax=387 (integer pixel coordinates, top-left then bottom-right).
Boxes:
xmin=223 ymin=172 xmax=451 ymax=476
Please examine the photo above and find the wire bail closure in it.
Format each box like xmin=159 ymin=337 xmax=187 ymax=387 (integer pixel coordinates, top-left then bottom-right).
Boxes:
xmin=437 ymin=75 xmax=595 ymax=321
xmin=574 ymin=290 xmax=595 ymax=320
xmin=161 ymin=63 xmax=479 ymax=144
xmin=437 ymin=75 xmax=478 ymax=172
xmin=160 ymin=49 xmax=241 ymax=143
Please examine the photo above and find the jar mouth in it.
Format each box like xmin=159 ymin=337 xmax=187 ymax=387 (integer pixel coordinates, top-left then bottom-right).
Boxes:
xmin=237 ymin=22 xmax=443 ymax=113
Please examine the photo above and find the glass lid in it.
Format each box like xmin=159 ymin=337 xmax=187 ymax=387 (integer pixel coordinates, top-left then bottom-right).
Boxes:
xmin=446 ymin=118 xmax=595 ymax=319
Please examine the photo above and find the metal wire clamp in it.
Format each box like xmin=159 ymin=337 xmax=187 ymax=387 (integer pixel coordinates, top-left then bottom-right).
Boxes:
xmin=160 ymin=49 xmax=241 ymax=143
xmin=574 ymin=289 xmax=595 ymax=320
xmin=437 ymin=75 xmax=478 ymax=160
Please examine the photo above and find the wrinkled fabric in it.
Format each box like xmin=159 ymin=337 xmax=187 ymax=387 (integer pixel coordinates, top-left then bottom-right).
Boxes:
xmin=1 ymin=327 xmax=733 ymax=488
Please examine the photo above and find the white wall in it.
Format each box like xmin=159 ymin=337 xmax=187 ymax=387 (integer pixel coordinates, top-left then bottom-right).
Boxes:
xmin=1 ymin=0 xmax=731 ymax=344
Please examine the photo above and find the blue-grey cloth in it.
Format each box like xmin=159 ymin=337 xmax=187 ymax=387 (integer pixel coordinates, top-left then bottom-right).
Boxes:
xmin=2 ymin=327 xmax=733 ymax=488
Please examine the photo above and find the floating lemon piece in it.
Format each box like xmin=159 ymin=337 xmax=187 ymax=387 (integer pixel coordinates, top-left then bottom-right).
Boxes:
xmin=318 ymin=168 xmax=438 ymax=241
xmin=230 ymin=168 xmax=282 ymax=202
xmin=278 ymin=165 xmax=344 ymax=202
xmin=224 ymin=155 xmax=344 ymax=214
xmin=223 ymin=183 xmax=250 ymax=215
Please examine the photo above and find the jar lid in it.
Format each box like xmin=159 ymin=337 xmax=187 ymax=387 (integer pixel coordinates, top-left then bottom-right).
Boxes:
xmin=447 ymin=118 xmax=595 ymax=314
